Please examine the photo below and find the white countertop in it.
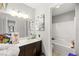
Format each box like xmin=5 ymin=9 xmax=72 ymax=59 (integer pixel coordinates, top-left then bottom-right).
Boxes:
xmin=0 ymin=38 xmax=41 ymax=47
xmin=17 ymin=38 xmax=42 ymax=47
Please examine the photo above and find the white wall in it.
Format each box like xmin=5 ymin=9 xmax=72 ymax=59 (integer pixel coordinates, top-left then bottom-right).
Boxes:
xmin=35 ymin=6 xmax=52 ymax=56
xmin=75 ymin=4 xmax=79 ymax=55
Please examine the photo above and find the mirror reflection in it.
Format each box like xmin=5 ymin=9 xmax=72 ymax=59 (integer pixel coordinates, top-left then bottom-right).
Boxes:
xmin=0 ymin=3 xmax=36 ymax=41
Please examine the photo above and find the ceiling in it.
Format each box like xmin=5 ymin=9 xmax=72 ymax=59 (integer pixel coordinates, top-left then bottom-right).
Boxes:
xmin=25 ymin=3 xmax=76 ymax=16
xmin=25 ymin=3 xmax=61 ymax=9
xmin=52 ymin=3 xmax=76 ymax=16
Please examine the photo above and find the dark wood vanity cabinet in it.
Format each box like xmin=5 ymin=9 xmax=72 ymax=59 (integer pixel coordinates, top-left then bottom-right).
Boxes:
xmin=19 ymin=41 xmax=42 ymax=56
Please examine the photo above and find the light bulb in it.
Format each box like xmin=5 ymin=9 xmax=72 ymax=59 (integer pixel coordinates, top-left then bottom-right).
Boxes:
xmin=7 ymin=9 xmax=30 ymax=19
xmin=56 ymin=5 xmax=60 ymax=8
xmin=8 ymin=10 xmax=18 ymax=16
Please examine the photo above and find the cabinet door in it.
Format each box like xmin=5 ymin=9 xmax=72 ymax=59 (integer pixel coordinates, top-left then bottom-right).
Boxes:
xmin=24 ymin=43 xmax=36 ymax=56
xmin=35 ymin=41 xmax=42 ymax=56
xmin=19 ymin=41 xmax=42 ymax=56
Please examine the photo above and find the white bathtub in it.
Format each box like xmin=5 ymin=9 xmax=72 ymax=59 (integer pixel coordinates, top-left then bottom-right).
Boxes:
xmin=52 ymin=39 xmax=76 ymax=56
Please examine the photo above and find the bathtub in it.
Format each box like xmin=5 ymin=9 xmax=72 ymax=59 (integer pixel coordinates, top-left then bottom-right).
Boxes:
xmin=52 ymin=39 xmax=76 ymax=56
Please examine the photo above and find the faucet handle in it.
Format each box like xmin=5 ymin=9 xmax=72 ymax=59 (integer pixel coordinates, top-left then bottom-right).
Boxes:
xmin=52 ymin=38 xmax=55 ymax=40
xmin=71 ymin=40 xmax=75 ymax=48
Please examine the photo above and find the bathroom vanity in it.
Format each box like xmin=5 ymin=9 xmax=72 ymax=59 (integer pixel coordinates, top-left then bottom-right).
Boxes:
xmin=18 ymin=39 xmax=42 ymax=56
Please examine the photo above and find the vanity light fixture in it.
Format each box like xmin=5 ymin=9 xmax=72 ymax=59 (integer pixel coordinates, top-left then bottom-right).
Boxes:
xmin=7 ymin=9 xmax=30 ymax=19
xmin=19 ymin=13 xmax=29 ymax=19
xmin=8 ymin=10 xmax=18 ymax=16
